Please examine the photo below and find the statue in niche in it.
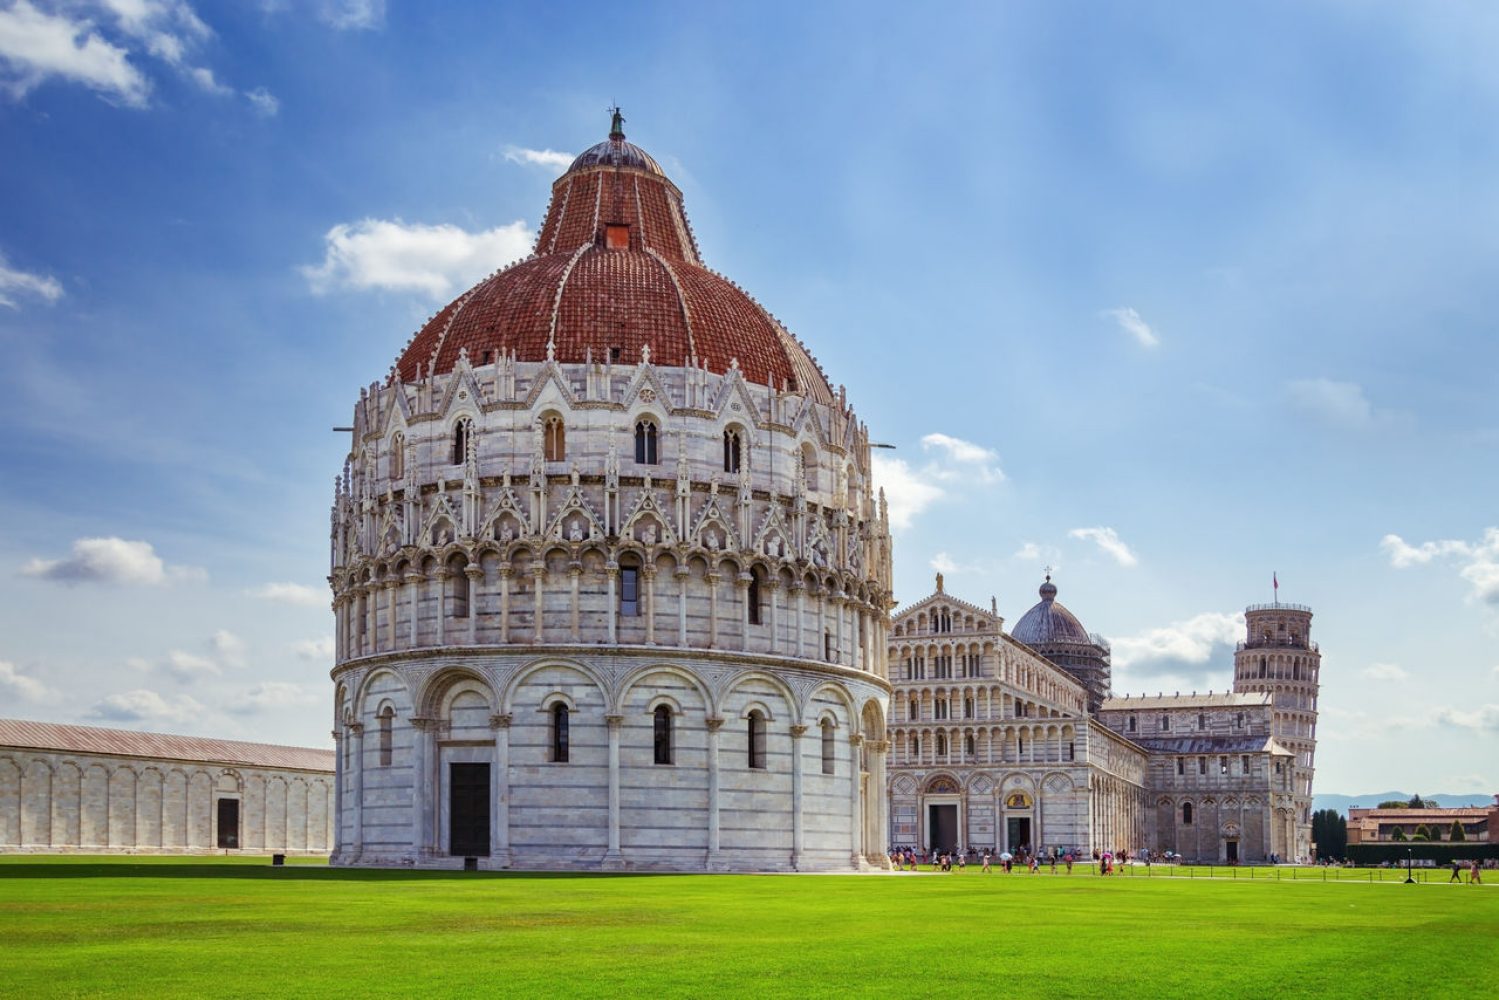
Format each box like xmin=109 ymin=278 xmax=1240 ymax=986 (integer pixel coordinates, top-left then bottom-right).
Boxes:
xmin=811 ymin=545 xmax=826 ymax=567
xmin=606 ymin=443 xmax=620 ymax=490
xmin=641 ymin=523 xmax=658 ymax=545
xmin=569 ymin=520 xmax=584 ymax=542
xmin=705 ymin=530 xmax=720 ymax=552
xmin=766 ymin=536 xmax=781 ymax=559
xmin=499 ymin=522 xmax=514 ymax=543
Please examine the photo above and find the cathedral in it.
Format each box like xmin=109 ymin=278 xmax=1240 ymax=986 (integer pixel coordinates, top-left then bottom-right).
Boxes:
xmin=886 ymin=576 xmax=1320 ymax=862
xmin=323 ymin=112 xmax=1321 ymax=872
xmin=327 ymin=113 xmax=893 ymax=871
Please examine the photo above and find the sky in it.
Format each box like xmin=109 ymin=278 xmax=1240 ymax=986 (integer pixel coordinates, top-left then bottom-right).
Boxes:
xmin=0 ymin=1 xmax=1496 ymax=796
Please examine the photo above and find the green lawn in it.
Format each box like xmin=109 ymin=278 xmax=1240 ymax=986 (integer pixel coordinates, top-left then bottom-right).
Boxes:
xmin=1 ymin=856 xmax=1495 ymax=998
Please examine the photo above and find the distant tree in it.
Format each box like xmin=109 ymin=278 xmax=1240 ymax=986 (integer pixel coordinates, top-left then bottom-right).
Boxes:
xmin=1413 ymin=824 xmax=1432 ymax=841
xmin=1378 ymin=800 xmax=1409 ymax=809
xmin=1451 ymin=820 xmax=1466 ymax=842
xmin=1311 ymin=809 xmax=1349 ymax=859
xmin=1391 ymin=826 xmax=1406 ymax=841
xmin=1408 ymin=794 xmax=1426 ymax=809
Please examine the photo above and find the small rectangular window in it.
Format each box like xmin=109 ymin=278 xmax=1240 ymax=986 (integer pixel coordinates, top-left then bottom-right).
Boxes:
xmin=606 ymin=223 xmax=629 ymax=249
xmin=1241 ymin=755 xmax=1251 ymax=774
xmin=1198 ymin=757 xmax=1206 ymax=775
xmin=1176 ymin=758 xmax=1184 ymax=776
xmin=1219 ymin=756 xmax=1229 ymax=775
xmin=620 ymin=568 xmax=639 ymax=617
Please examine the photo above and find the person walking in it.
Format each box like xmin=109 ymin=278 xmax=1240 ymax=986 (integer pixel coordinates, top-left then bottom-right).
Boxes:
xmin=981 ymin=851 xmax=992 ymax=874
xmin=1472 ymin=861 xmax=1483 ymax=885
xmin=1451 ymin=861 xmax=1463 ymax=883
xmin=1065 ymin=853 xmax=1074 ymax=875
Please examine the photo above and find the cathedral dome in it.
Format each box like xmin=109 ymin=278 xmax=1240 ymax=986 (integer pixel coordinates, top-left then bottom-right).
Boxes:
xmin=393 ymin=117 xmax=834 ymax=403
xmin=1011 ymin=576 xmax=1092 ymax=646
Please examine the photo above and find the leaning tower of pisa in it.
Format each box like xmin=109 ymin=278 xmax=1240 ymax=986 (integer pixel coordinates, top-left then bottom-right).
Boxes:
xmin=1232 ymin=598 xmax=1320 ymax=860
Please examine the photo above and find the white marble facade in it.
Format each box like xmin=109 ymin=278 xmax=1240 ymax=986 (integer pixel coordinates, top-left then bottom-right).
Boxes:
xmin=0 ymin=722 xmax=333 ymax=855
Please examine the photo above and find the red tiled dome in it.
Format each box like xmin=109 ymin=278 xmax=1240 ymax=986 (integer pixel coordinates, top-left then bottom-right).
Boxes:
xmin=394 ymin=120 xmax=833 ymax=402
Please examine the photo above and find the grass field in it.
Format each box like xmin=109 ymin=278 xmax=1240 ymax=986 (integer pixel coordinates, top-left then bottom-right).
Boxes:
xmin=1 ymin=856 xmax=1496 ymax=998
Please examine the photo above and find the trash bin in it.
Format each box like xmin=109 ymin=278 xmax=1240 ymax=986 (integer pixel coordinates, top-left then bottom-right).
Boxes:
xmin=272 ymin=854 xmax=285 ymax=866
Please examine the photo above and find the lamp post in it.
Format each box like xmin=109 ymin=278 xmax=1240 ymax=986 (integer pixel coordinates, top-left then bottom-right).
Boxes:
xmin=1404 ymin=847 xmax=1415 ymax=885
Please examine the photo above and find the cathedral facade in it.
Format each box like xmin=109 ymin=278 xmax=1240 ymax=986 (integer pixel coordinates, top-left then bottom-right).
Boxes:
xmin=328 ymin=116 xmax=893 ymax=871
xmin=886 ymin=577 xmax=1318 ymax=863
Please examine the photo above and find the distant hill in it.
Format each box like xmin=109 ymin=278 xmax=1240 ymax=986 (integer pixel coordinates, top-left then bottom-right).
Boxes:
xmin=1314 ymin=791 xmax=1495 ymax=815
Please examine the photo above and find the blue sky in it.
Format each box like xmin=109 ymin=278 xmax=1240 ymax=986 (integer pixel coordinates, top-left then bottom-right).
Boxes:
xmin=1 ymin=1 xmax=1495 ymax=794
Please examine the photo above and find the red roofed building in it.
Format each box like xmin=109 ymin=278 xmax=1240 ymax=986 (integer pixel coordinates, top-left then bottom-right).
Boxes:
xmin=330 ymin=112 xmax=894 ymax=872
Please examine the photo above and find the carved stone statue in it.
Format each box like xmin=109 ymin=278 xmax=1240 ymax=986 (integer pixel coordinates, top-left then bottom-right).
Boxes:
xmin=705 ymin=530 xmax=720 ymax=551
xmin=569 ymin=520 xmax=584 ymax=542
xmin=766 ymin=536 xmax=781 ymax=559
xmin=642 ymin=523 xmax=658 ymax=545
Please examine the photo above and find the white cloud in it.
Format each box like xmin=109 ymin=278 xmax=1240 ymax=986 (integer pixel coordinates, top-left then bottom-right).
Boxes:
xmin=293 ymin=637 xmax=335 ymax=662
xmin=869 ymin=433 xmax=1005 ymax=533
xmin=503 ymin=146 xmax=574 ymax=173
xmin=1014 ymin=542 xmax=1043 ymax=561
xmin=238 ymin=681 xmax=319 ymax=711
xmin=869 ymin=454 xmax=944 ymax=532
xmin=919 ymin=433 xmax=1004 ymax=483
xmin=0 ymin=253 xmax=63 ymax=309
xmin=91 ymin=688 xmax=205 ymax=725
xmin=1069 ymin=526 xmax=1139 ymax=567
xmin=1109 ymin=611 xmax=1245 ymax=688
xmin=164 ymin=649 xmax=219 ymax=679
xmin=930 ymin=552 xmax=957 ymax=574
xmin=1286 ymin=378 xmax=1386 ymax=429
xmin=1100 ymin=306 xmax=1160 ymax=349
xmin=245 ymin=85 xmax=277 ymax=117
xmin=249 ymin=581 xmax=325 ymax=607
xmin=185 ymin=64 xmax=227 ymax=94
xmin=318 ymin=0 xmax=384 ymax=30
xmin=1382 ymin=528 xmax=1499 ymax=606
xmin=1362 ymin=662 xmax=1410 ymax=682
xmin=0 ymin=1 xmax=149 ymax=106
xmin=1431 ymin=704 xmax=1499 ymax=734
xmin=0 ymin=660 xmax=57 ymax=703
xmin=302 ymin=218 xmax=534 ymax=298
xmin=211 ymin=629 xmax=246 ymax=667
xmin=21 ymin=537 xmax=203 ymax=586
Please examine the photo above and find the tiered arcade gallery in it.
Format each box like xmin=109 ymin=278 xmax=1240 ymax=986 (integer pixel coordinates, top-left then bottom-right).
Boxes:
xmin=328 ymin=117 xmax=894 ymax=872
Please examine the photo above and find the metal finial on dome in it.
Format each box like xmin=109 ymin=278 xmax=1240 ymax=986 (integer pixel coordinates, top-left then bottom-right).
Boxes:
xmin=1039 ymin=570 xmax=1057 ymax=600
xmin=609 ymin=105 xmax=626 ymax=140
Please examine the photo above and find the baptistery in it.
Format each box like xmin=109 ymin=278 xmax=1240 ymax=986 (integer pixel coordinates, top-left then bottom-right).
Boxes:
xmin=328 ymin=113 xmax=894 ymax=871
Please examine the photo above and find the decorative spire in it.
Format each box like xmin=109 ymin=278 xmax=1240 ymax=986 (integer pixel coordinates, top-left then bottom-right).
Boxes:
xmin=609 ymin=105 xmax=626 ymax=140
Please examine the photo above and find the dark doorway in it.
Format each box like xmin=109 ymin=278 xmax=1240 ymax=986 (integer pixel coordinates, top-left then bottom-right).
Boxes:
xmin=449 ymin=763 xmax=490 ymax=857
xmin=1226 ymin=840 xmax=1239 ymax=864
xmin=927 ymin=804 xmax=958 ymax=853
xmin=1006 ymin=816 xmax=1032 ymax=853
xmin=216 ymin=798 xmax=239 ymax=849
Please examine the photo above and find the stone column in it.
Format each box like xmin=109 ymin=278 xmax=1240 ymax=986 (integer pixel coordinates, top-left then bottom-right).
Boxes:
xmin=603 ymin=714 xmax=624 ymax=869
xmin=706 ymin=717 xmax=724 ymax=870
xmin=386 ymin=581 xmax=398 ymax=651
xmin=331 ymin=729 xmax=344 ymax=862
xmin=675 ymin=567 xmax=689 ymax=646
xmin=349 ymin=723 xmax=364 ymax=861
xmin=532 ymin=566 xmax=546 ymax=643
xmin=643 ymin=566 xmax=657 ymax=645
xmin=466 ymin=566 xmax=484 ymax=644
xmin=365 ymin=586 xmax=376 ymax=655
xmin=568 ymin=563 xmax=582 ymax=642
xmin=790 ymin=724 xmax=806 ymax=870
xmin=434 ymin=572 xmax=448 ymax=645
xmin=408 ymin=717 xmax=430 ymax=862
xmin=498 ymin=566 xmax=512 ymax=644
xmin=872 ymin=740 xmax=890 ymax=866
xmin=706 ymin=573 xmax=721 ymax=648
xmin=848 ymin=733 xmax=864 ymax=868
xmin=736 ymin=574 xmax=751 ymax=652
xmin=767 ymin=580 xmax=781 ymax=655
xmin=406 ymin=573 xmax=422 ymax=648
xmin=606 ymin=565 xmax=619 ymax=644
xmin=490 ymin=714 xmax=511 ymax=867
xmin=833 ymin=594 xmax=845 ymax=666
xmin=792 ymin=582 xmax=806 ymax=658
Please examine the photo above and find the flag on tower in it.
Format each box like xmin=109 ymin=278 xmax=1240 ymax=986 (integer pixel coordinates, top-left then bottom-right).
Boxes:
xmin=1273 ymin=572 xmax=1279 ymax=597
